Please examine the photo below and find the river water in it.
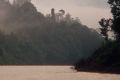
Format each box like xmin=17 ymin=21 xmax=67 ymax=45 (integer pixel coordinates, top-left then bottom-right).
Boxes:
xmin=0 ymin=66 xmax=120 ymax=80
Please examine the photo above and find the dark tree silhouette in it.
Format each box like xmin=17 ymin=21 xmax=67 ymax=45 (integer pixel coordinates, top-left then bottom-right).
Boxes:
xmin=108 ymin=0 xmax=120 ymax=39
xmin=99 ymin=18 xmax=113 ymax=41
xmin=99 ymin=18 xmax=109 ymax=41
xmin=99 ymin=0 xmax=120 ymax=40
xmin=51 ymin=8 xmax=55 ymax=21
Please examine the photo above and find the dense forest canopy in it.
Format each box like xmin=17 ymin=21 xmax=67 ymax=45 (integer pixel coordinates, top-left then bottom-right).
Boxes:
xmin=0 ymin=0 xmax=102 ymax=64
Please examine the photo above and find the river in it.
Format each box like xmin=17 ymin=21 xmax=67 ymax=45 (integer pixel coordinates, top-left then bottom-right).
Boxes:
xmin=0 ymin=66 xmax=120 ymax=80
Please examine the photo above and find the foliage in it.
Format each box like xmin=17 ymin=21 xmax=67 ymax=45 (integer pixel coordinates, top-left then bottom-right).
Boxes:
xmin=0 ymin=1 xmax=102 ymax=64
xmin=75 ymin=0 xmax=120 ymax=73
xmin=99 ymin=18 xmax=112 ymax=41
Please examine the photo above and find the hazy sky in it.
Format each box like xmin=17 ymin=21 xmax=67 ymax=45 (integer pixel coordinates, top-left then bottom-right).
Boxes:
xmin=31 ymin=0 xmax=112 ymax=28
xmin=10 ymin=0 xmax=112 ymax=28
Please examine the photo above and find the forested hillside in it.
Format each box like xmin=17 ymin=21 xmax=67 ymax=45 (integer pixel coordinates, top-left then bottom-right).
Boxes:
xmin=0 ymin=0 xmax=102 ymax=64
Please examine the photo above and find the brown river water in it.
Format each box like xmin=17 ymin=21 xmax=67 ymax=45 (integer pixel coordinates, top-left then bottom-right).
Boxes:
xmin=0 ymin=66 xmax=120 ymax=80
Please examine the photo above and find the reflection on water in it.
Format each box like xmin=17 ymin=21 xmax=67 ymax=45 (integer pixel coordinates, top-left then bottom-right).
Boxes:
xmin=0 ymin=66 xmax=120 ymax=80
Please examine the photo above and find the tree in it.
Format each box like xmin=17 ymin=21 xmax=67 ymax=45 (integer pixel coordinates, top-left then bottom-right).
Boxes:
xmin=99 ymin=0 xmax=120 ymax=40
xmin=74 ymin=0 xmax=120 ymax=73
xmin=51 ymin=8 xmax=55 ymax=21
xmin=108 ymin=0 xmax=120 ymax=39
xmin=99 ymin=18 xmax=112 ymax=41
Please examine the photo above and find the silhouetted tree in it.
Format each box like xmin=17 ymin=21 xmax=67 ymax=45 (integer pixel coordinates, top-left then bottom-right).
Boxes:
xmin=51 ymin=8 xmax=55 ymax=21
xmin=108 ymin=0 xmax=120 ymax=39
xmin=99 ymin=0 xmax=120 ymax=40
xmin=99 ymin=18 xmax=112 ymax=41
xmin=59 ymin=9 xmax=65 ymax=15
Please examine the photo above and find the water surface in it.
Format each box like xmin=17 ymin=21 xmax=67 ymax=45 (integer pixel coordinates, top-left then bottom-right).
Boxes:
xmin=0 ymin=66 xmax=120 ymax=80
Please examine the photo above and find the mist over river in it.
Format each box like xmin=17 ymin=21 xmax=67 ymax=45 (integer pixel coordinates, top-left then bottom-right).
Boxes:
xmin=0 ymin=66 xmax=120 ymax=80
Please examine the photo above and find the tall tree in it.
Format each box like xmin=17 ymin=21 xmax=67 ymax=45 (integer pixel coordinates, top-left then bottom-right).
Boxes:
xmin=51 ymin=8 xmax=55 ymax=21
xmin=108 ymin=0 xmax=120 ymax=39
xmin=99 ymin=0 xmax=120 ymax=40
xmin=99 ymin=18 xmax=112 ymax=41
